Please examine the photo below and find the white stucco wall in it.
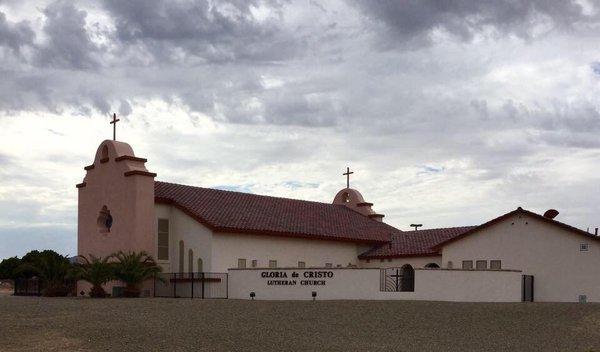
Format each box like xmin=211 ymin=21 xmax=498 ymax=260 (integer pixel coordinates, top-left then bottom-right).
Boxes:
xmin=441 ymin=213 xmax=600 ymax=302
xmin=155 ymin=204 xmax=213 ymax=273
xmin=228 ymin=268 xmax=522 ymax=302
xmin=359 ymin=256 xmax=441 ymax=269
xmin=211 ymin=232 xmax=363 ymax=272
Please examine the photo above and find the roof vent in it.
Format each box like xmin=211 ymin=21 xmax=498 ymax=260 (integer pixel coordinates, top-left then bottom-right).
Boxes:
xmin=543 ymin=209 xmax=559 ymax=219
xmin=410 ymin=224 xmax=423 ymax=231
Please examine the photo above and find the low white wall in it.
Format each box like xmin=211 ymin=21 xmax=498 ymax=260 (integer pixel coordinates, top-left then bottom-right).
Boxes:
xmin=228 ymin=268 xmax=522 ymax=302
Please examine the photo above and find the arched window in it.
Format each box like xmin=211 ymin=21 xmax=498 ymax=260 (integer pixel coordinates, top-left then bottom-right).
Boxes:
xmin=101 ymin=145 xmax=109 ymax=161
xmin=197 ymin=258 xmax=203 ymax=273
xmin=400 ymin=264 xmax=414 ymax=292
xmin=188 ymin=249 xmax=194 ymax=273
xmin=343 ymin=192 xmax=351 ymax=203
xmin=425 ymin=263 xmax=440 ymax=269
xmin=178 ymin=240 xmax=184 ymax=273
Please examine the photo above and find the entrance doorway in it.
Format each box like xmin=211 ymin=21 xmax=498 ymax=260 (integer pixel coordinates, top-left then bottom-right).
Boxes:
xmin=522 ymin=275 xmax=534 ymax=302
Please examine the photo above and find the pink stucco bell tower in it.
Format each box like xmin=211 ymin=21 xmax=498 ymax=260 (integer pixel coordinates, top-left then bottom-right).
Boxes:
xmin=76 ymin=140 xmax=156 ymax=261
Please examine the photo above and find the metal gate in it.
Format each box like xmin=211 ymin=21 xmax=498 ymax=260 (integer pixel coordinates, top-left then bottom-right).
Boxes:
xmin=522 ymin=275 xmax=534 ymax=302
xmin=380 ymin=266 xmax=415 ymax=292
xmin=154 ymin=272 xmax=228 ymax=298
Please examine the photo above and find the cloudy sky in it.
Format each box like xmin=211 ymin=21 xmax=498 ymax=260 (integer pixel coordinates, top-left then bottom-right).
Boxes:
xmin=1 ymin=0 xmax=600 ymax=259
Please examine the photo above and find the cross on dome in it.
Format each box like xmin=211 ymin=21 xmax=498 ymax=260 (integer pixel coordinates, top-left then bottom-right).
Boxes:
xmin=109 ymin=113 xmax=120 ymax=141
xmin=343 ymin=167 xmax=354 ymax=189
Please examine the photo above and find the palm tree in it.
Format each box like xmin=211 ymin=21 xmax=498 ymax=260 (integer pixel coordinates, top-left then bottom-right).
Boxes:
xmin=72 ymin=255 xmax=114 ymax=298
xmin=111 ymin=251 xmax=162 ymax=297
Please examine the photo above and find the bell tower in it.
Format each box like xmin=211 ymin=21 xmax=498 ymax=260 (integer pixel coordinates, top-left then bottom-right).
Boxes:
xmin=76 ymin=140 xmax=157 ymax=259
xmin=332 ymin=167 xmax=385 ymax=221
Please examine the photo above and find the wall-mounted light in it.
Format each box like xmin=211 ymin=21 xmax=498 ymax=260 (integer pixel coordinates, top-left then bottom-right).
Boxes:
xmin=250 ymin=292 xmax=255 ymax=300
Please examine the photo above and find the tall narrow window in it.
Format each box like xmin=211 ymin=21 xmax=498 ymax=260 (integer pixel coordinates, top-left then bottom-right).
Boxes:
xmin=238 ymin=258 xmax=247 ymax=268
xmin=188 ymin=249 xmax=194 ymax=273
xmin=251 ymin=260 xmax=257 ymax=268
xmin=197 ymin=258 xmax=203 ymax=272
xmin=157 ymin=219 xmax=169 ymax=260
xmin=269 ymin=260 xmax=277 ymax=268
xmin=178 ymin=240 xmax=184 ymax=273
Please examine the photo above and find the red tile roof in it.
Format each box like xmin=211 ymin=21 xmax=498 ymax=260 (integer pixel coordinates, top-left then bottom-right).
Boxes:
xmin=359 ymin=226 xmax=476 ymax=258
xmin=154 ymin=181 xmax=397 ymax=243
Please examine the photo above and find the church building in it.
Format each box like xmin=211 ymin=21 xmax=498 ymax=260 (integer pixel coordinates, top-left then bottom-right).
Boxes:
xmin=77 ymin=139 xmax=600 ymax=302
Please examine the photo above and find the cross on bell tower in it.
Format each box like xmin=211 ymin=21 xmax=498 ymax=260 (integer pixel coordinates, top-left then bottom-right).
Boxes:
xmin=343 ymin=166 xmax=354 ymax=189
xmin=110 ymin=113 xmax=120 ymax=141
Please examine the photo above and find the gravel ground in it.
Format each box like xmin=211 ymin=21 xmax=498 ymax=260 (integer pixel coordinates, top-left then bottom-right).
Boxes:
xmin=1 ymin=295 xmax=600 ymax=352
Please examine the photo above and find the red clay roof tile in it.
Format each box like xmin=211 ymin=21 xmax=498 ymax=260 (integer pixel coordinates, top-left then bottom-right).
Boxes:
xmin=359 ymin=226 xmax=476 ymax=258
xmin=154 ymin=181 xmax=398 ymax=243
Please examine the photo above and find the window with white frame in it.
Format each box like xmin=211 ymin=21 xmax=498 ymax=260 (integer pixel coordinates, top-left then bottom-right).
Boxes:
xmin=462 ymin=260 xmax=473 ymax=269
xmin=269 ymin=260 xmax=277 ymax=268
xmin=157 ymin=219 xmax=169 ymax=260
xmin=238 ymin=258 xmax=246 ymax=268
xmin=475 ymin=260 xmax=487 ymax=269
xmin=298 ymin=261 xmax=306 ymax=268
xmin=490 ymin=260 xmax=502 ymax=270
xmin=580 ymin=243 xmax=589 ymax=252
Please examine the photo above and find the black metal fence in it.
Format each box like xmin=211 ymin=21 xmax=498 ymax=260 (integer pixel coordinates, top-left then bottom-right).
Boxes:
xmin=14 ymin=278 xmax=41 ymax=296
xmin=154 ymin=272 xmax=228 ymax=299
xmin=13 ymin=277 xmax=77 ymax=296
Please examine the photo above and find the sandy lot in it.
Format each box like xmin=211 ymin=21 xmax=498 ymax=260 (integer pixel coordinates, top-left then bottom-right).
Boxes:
xmin=1 ymin=295 xmax=600 ymax=352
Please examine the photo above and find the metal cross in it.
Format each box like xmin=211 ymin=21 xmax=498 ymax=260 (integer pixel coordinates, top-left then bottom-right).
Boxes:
xmin=110 ymin=113 xmax=120 ymax=141
xmin=343 ymin=167 xmax=354 ymax=189
xmin=390 ymin=269 xmax=402 ymax=292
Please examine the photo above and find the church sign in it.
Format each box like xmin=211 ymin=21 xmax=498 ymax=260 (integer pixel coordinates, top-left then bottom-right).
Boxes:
xmin=260 ymin=270 xmax=334 ymax=286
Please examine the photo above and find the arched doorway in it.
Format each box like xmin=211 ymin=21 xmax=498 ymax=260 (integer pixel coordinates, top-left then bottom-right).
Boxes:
xmin=425 ymin=263 xmax=440 ymax=269
xmin=400 ymin=264 xmax=414 ymax=292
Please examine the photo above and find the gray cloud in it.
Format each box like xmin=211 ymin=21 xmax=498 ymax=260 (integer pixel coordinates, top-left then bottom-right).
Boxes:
xmin=349 ymin=0 xmax=596 ymax=47
xmin=35 ymin=1 xmax=100 ymax=69
xmin=0 ymin=11 xmax=34 ymax=53
xmin=102 ymin=0 xmax=299 ymax=64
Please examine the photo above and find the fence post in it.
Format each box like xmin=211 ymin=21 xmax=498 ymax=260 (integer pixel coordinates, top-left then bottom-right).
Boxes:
xmin=190 ymin=272 xmax=194 ymax=299
xmin=201 ymin=272 xmax=205 ymax=299
xmin=173 ymin=273 xmax=177 ymax=298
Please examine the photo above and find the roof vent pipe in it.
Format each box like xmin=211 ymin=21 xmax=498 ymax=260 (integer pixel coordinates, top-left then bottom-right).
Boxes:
xmin=595 ymin=228 xmax=598 ymax=236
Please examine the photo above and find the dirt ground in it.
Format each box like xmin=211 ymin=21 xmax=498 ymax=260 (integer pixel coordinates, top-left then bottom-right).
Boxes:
xmin=1 ymin=295 xmax=600 ymax=352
